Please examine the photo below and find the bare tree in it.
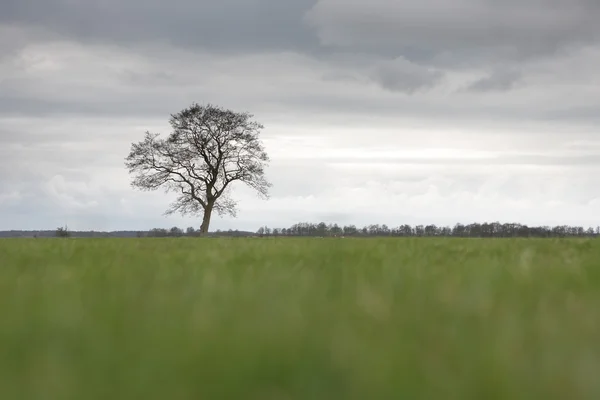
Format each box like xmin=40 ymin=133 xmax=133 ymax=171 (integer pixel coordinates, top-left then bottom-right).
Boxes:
xmin=125 ymin=103 xmax=271 ymax=235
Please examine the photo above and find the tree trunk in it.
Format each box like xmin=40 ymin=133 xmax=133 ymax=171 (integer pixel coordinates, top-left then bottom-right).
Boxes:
xmin=199 ymin=203 xmax=213 ymax=235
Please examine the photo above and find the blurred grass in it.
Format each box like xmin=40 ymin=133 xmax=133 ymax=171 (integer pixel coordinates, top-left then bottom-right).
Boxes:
xmin=1 ymin=237 xmax=600 ymax=399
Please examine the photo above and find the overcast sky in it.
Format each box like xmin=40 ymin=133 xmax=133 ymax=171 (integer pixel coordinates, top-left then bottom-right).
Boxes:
xmin=2 ymin=0 xmax=600 ymax=231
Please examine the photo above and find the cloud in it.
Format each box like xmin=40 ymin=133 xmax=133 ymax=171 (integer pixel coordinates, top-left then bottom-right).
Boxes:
xmin=306 ymin=0 xmax=600 ymax=64
xmin=0 ymin=190 xmax=22 ymax=206
xmin=465 ymin=69 xmax=522 ymax=92
xmin=0 ymin=0 xmax=320 ymax=54
xmin=370 ymin=57 xmax=444 ymax=93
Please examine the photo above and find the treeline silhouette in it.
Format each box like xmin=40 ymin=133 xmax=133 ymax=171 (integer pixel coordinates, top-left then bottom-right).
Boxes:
xmin=145 ymin=222 xmax=600 ymax=238
xmin=3 ymin=221 xmax=598 ymax=238
xmin=145 ymin=227 xmax=251 ymax=237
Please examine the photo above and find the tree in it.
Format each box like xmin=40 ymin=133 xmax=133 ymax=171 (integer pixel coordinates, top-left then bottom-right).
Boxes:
xmin=125 ymin=103 xmax=271 ymax=235
xmin=330 ymin=223 xmax=343 ymax=236
xmin=343 ymin=225 xmax=358 ymax=236
xmin=55 ymin=226 xmax=71 ymax=238
xmin=169 ymin=226 xmax=184 ymax=237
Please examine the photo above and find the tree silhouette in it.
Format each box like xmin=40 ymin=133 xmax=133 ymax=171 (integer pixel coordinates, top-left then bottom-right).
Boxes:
xmin=251 ymin=221 xmax=599 ymax=239
xmin=55 ymin=226 xmax=70 ymax=238
xmin=125 ymin=103 xmax=271 ymax=235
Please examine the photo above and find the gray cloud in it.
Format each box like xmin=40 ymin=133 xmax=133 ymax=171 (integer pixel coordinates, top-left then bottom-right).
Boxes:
xmin=371 ymin=57 xmax=444 ymax=93
xmin=465 ymin=69 xmax=522 ymax=92
xmin=327 ymin=154 xmax=600 ymax=167
xmin=0 ymin=0 xmax=319 ymax=54
xmin=4 ymin=0 xmax=598 ymax=67
xmin=542 ymin=106 xmax=600 ymax=122
xmin=306 ymin=0 xmax=600 ymax=64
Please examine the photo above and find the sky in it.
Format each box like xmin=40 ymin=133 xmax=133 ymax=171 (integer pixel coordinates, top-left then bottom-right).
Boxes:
xmin=1 ymin=0 xmax=600 ymax=232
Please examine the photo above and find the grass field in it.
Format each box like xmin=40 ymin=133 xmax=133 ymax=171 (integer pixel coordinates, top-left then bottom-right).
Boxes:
xmin=2 ymin=237 xmax=600 ymax=399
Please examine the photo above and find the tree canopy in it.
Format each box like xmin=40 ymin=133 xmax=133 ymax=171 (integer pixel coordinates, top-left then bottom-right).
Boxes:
xmin=125 ymin=103 xmax=271 ymax=234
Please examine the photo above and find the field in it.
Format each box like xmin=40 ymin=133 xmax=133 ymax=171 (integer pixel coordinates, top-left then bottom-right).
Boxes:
xmin=2 ymin=237 xmax=600 ymax=399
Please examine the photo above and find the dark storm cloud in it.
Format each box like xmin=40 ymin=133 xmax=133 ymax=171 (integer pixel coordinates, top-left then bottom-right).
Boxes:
xmin=306 ymin=0 xmax=600 ymax=63
xmin=0 ymin=0 xmax=319 ymax=53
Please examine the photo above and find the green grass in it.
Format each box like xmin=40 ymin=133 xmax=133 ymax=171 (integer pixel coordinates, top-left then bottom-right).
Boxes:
xmin=2 ymin=237 xmax=600 ymax=399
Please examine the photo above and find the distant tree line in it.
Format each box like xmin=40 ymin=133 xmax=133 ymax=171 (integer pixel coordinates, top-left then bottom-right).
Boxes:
xmin=3 ymin=221 xmax=597 ymax=239
xmin=254 ymin=222 xmax=600 ymax=238
xmin=143 ymin=221 xmax=600 ymax=238
xmin=142 ymin=227 xmax=251 ymax=237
